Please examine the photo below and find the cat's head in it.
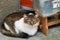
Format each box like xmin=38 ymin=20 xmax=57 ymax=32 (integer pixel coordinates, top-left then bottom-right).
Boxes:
xmin=24 ymin=10 xmax=40 ymax=25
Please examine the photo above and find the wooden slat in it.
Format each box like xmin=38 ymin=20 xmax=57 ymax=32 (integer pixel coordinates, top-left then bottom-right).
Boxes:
xmin=39 ymin=12 xmax=60 ymax=36
xmin=48 ymin=19 xmax=60 ymax=27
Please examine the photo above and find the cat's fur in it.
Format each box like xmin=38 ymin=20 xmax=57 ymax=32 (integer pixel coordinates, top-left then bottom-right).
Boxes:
xmin=1 ymin=10 xmax=40 ymax=38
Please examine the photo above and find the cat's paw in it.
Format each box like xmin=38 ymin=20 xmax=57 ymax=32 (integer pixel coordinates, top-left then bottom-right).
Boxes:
xmin=11 ymin=31 xmax=16 ymax=35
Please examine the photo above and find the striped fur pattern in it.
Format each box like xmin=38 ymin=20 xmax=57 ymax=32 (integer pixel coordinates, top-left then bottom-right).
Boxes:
xmin=1 ymin=10 xmax=40 ymax=38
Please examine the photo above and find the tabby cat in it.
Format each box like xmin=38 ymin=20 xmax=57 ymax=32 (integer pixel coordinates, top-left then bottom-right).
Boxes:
xmin=1 ymin=10 xmax=40 ymax=38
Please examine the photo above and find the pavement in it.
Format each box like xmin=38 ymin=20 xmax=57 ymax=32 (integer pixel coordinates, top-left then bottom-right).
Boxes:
xmin=0 ymin=25 xmax=60 ymax=40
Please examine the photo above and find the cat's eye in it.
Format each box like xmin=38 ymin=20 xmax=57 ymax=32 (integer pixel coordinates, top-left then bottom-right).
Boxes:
xmin=27 ymin=20 xmax=31 ymax=22
xmin=35 ymin=15 xmax=38 ymax=17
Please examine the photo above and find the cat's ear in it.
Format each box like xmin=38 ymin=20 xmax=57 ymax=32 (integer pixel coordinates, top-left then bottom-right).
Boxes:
xmin=24 ymin=14 xmax=27 ymax=17
xmin=35 ymin=9 xmax=41 ymax=17
xmin=35 ymin=11 xmax=39 ymax=17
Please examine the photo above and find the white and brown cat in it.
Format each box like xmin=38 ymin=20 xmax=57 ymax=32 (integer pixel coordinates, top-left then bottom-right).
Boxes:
xmin=1 ymin=10 xmax=40 ymax=38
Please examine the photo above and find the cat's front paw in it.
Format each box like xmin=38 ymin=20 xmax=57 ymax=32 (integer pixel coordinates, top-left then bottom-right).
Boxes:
xmin=11 ymin=31 xmax=16 ymax=35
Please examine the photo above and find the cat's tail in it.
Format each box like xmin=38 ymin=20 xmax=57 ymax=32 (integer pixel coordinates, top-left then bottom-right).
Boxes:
xmin=1 ymin=22 xmax=16 ymax=37
xmin=1 ymin=29 xmax=30 ymax=38
xmin=1 ymin=22 xmax=30 ymax=38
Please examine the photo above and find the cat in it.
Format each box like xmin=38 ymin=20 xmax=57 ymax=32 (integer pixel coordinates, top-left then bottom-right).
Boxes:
xmin=1 ymin=10 xmax=40 ymax=38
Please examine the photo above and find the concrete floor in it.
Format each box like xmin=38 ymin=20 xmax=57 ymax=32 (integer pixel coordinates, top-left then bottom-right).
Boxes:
xmin=0 ymin=0 xmax=60 ymax=40
xmin=0 ymin=25 xmax=60 ymax=40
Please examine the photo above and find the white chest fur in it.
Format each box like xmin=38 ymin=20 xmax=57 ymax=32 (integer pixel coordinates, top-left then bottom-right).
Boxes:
xmin=4 ymin=17 xmax=39 ymax=36
xmin=14 ymin=18 xmax=39 ymax=35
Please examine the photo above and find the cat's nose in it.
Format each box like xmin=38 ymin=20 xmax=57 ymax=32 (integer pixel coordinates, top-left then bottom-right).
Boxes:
xmin=30 ymin=21 xmax=34 ymax=25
